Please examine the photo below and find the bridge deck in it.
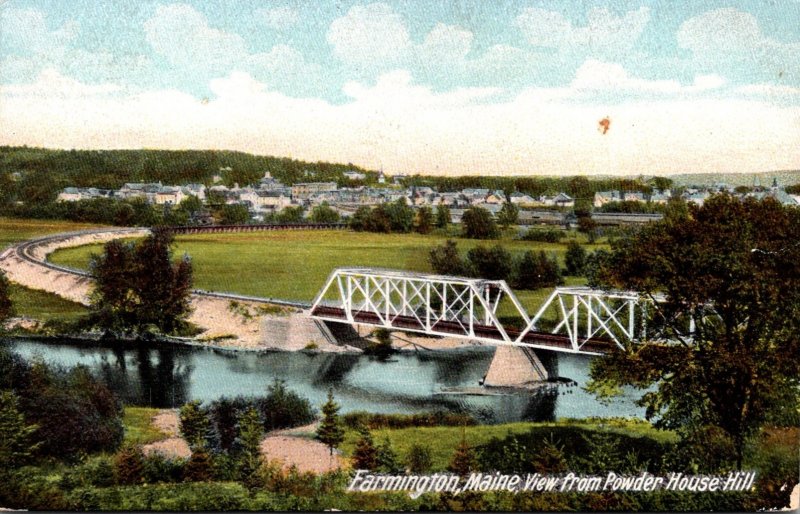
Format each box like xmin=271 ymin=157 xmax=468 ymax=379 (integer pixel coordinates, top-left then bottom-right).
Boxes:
xmin=311 ymin=305 xmax=615 ymax=354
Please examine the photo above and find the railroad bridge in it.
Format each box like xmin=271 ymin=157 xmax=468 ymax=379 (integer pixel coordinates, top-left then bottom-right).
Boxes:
xmin=310 ymin=268 xmax=665 ymax=387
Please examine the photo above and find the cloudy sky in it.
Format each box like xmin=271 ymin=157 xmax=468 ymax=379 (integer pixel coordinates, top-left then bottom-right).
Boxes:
xmin=1 ymin=1 xmax=798 ymax=176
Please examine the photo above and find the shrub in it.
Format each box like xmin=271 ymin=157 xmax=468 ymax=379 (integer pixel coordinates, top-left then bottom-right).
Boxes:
xmin=257 ymin=379 xmax=315 ymax=431
xmin=184 ymin=448 xmax=213 ymax=482
xmin=520 ymin=228 xmax=563 ymax=243
xmin=405 ymin=443 xmax=433 ymax=472
xmin=142 ymin=452 xmax=185 ymax=484
xmin=113 ymin=445 xmax=145 ymax=485
xmin=341 ymin=411 xmax=477 ymax=430
xmin=512 ymin=250 xmax=563 ymax=290
xmin=466 ymin=244 xmax=513 ymax=280
xmin=179 ymin=400 xmax=209 ymax=449
xmin=428 ymin=240 xmax=470 ymax=276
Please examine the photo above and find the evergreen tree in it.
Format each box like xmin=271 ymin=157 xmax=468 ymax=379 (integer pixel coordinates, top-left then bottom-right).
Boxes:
xmin=184 ymin=447 xmax=213 ymax=482
xmin=448 ymin=434 xmax=477 ymax=476
xmin=236 ymin=407 xmax=264 ymax=482
xmin=531 ymin=435 xmax=568 ymax=473
xmin=375 ymin=437 xmax=402 ymax=473
xmin=316 ymin=389 xmax=345 ymax=456
xmin=0 ymin=391 xmax=38 ymax=470
xmin=351 ymin=426 xmax=377 ymax=470
xmin=179 ymin=400 xmax=209 ymax=450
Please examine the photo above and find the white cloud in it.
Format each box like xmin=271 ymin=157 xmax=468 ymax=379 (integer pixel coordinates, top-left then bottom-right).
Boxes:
xmin=2 ymin=70 xmax=797 ymax=177
xmin=677 ymin=8 xmax=800 ymax=75
xmin=144 ymin=3 xmax=248 ymax=69
xmin=515 ymin=7 xmax=650 ymax=56
xmin=0 ymin=7 xmax=77 ymax=54
xmin=257 ymin=6 xmax=300 ymax=29
xmin=570 ymin=60 xmax=726 ymax=95
xmin=327 ymin=3 xmax=411 ymax=65
xmin=736 ymin=84 xmax=800 ymax=97
xmin=0 ymin=69 xmax=121 ymax=98
xmin=419 ymin=23 xmax=473 ymax=62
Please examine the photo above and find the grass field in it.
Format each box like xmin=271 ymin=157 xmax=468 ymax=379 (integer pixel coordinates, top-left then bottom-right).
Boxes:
xmin=0 ymin=217 xmax=105 ymax=248
xmin=335 ymin=418 xmax=677 ymax=470
xmin=0 ymin=218 xmax=101 ymax=322
xmin=48 ymin=229 xmax=598 ymax=311
xmin=123 ymin=407 xmax=171 ymax=446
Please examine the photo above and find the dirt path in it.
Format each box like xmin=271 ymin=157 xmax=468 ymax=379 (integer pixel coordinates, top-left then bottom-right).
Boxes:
xmin=140 ymin=410 xmax=346 ymax=474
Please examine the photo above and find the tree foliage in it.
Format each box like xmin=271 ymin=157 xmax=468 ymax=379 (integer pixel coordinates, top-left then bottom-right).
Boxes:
xmin=0 ymin=391 xmax=39 ymax=470
xmin=564 ymin=241 xmax=587 ymax=276
xmin=89 ymin=228 xmax=193 ymax=335
xmin=512 ymin=250 xmax=563 ymax=290
xmin=435 ymin=204 xmax=451 ymax=229
xmin=428 ymin=240 xmax=470 ymax=276
xmin=414 ymin=206 xmax=433 ymax=234
xmin=587 ymin=195 xmax=800 ymax=468
xmin=466 ymin=245 xmax=513 ymax=280
xmin=496 ymin=201 xmax=519 ymax=228
xmin=310 ymin=202 xmax=340 ymax=223
xmin=461 ymin=206 xmax=499 ymax=239
xmin=316 ymin=390 xmax=345 ymax=456
xmin=0 ymin=271 xmax=14 ymax=323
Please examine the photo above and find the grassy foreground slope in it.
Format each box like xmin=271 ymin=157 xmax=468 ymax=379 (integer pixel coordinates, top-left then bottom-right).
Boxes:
xmin=48 ymin=229 xmax=595 ymax=310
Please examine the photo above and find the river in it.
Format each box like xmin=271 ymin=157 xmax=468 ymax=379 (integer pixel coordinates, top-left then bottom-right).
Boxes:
xmin=1 ymin=338 xmax=646 ymax=424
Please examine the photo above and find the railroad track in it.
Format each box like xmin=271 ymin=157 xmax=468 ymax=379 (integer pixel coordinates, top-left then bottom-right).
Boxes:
xmin=7 ymin=224 xmax=337 ymax=309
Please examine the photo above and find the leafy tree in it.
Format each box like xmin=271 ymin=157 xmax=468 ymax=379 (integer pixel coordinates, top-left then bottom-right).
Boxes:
xmin=461 ymin=206 xmax=499 ymax=239
xmin=310 ymin=202 xmax=340 ymax=223
xmin=512 ymin=250 xmax=563 ymax=290
xmin=316 ymin=390 xmax=345 ymax=456
xmin=435 ymin=204 xmax=451 ymax=229
xmin=275 ymin=206 xmax=305 ymax=223
xmin=466 ymin=245 xmax=513 ymax=280
xmin=405 ymin=443 xmax=433 ymax=473
xmin=180 ymin=400 xmax=209 ymax=450
xmin=351 ymin=426 xmax=377 ymax=470
xmin=497 ymin=201 xmax=519 ymax=228
xmin=89 ymin=229 xmax=193 ymax=335
xmin=564 ymin=241 xmax=587 ymax=276
xmin=0 ymin=271 xmax=14 ymax=323
xmin=219 ymin=203 xmax=250 ymax=225
xmin=0 ymin=391 xmax=38 ymax=470
xmin=414 ymin=206 xmax=433 ymax=234
xmin=584 ymin=249 xmax=612 ymax=288
xmin=587 ymin=195 xmax=800 ymax=469
xmin=428 ymin=240 xmax=470 ymax=276
xmin=577 ymin=215 xmax=597 ymax=243
xmin=385 ymin=198 xmax=414 ymax=233
xmin=349 ymin=206 xmax=373 ymax=232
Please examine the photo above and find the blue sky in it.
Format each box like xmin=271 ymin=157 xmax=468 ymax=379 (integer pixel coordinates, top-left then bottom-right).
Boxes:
xmin=1 ymin=1 xmax=799 ymax=175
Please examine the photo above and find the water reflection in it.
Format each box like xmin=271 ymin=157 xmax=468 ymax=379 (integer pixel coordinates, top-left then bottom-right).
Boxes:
xmin=2 ymin=338 xmax=645 ymax=423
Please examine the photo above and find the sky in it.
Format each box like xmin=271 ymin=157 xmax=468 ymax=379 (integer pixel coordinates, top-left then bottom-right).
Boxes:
xmin=0 ymin=0 xmax=799 ymax=176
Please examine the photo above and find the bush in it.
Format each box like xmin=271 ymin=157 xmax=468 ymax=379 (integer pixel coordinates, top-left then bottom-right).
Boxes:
xmin=179 ymin=400 xmax=209 ymax=449
xmin=184 ymin=448 xmax=213 ymax=482
xmin=466 ymin=244 xmax=513 ymax=280
xmin=520 ymin=228 xmax=564 ymax=243
xmin=341 ymin=411 xmax=477 ymax=430
xmin=564 ymin=240 xmax=587 ymax=275
xmin=142 ymin=452 xmax=185 ymax=484
xmin=405 ymin=444 xmax=433 ymax=472
xmin=428 ymin=240 xmax=470 ymax=276
xmin=113 ymin=445 xmax=145 ymax=485
xmin=512 ymin=250 xmax=563 ymax=290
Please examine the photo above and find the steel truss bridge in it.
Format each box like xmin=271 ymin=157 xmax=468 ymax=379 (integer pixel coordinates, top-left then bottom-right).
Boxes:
xmin=310 ymin=268 xmax=668 ymax=355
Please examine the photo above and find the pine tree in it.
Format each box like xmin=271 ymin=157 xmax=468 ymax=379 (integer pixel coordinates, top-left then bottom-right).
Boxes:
xmin=352 ymin=426 xmax=377 ymax=470
xmin=448 ymin=434 xmax=477 ymax=476
xmin=316 ymin=389 xmax=345 ymax=456
xmin=179 ymin=400 xmax=209 ymax=450
xmin=184 ymin=447 xmax=213 ymax=482
xmin=405 ymin=443 xmax=433 ymax=473
xmin=0 ymin=272 xmax=15 ymax=323
xmin=531 ymin=435 xmax=567 ymax=473
xmin=0 ymin=391 xmax=38 ymax=470
xmin=236 ymin=407 xmax=264 ymax=481
xmin=375 ymin=437 xmax=402 ymax=473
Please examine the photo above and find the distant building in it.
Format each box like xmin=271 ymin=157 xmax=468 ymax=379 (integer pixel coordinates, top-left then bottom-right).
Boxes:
xmin=291 ymin=182 xmax=337 ymax=201
xmin=154 ymin=186 xmax=184 ymax=205
xmin=343 ymin=170 xmax=366 ymax=181
xmin=377 ymin=170 xmax=386 ymax=184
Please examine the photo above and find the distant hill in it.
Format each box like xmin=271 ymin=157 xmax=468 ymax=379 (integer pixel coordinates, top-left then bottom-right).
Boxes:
xmin=665 ymin=170 xmax=800 ymax=188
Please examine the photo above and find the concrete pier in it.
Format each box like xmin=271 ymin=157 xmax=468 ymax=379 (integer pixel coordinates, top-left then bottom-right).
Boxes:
xmin=483 ymin=346 xmax=548 ymax=387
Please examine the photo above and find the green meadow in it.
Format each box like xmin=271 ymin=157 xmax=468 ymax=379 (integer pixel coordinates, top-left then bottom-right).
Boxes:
xmin=48 ymin=229 xmax=597 ymax=311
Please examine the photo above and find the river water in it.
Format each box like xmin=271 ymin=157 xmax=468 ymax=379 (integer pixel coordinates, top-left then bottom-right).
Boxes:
xmin=1 ymin=338 xmax=645 ymax=424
